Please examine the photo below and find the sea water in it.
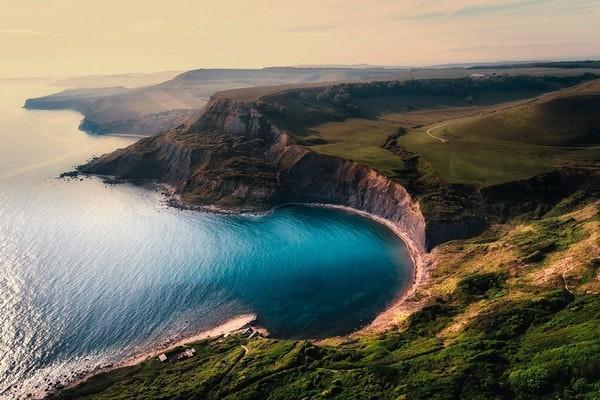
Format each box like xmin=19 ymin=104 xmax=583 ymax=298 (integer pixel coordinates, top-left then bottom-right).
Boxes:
xmin=0 ymin=84 xmax=412 ymax=398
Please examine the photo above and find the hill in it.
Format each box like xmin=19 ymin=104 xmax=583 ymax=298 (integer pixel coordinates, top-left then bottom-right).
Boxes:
xmin=251 ymin=75 xmax=600 ymax=186
xmin=58 ymin=72 xmax=600 ymax=399
xmin=426 ymin=80 xmax=600 ymax=147
xmin=24 ymin=67 xmax=412 ymax=135
xmin=25 ymin=64 xmax=600 ymax=136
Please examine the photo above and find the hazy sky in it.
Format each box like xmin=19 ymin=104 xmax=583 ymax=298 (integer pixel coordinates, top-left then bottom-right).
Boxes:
xmin=1 ymin=0 xmax=600 ymax=77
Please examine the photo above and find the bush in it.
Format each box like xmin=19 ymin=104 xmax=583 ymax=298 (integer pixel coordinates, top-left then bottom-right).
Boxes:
xmin=509 ymin=365 xmax=554 ymax=395
xmin=456 ymin=272 xmax=505 ymax=299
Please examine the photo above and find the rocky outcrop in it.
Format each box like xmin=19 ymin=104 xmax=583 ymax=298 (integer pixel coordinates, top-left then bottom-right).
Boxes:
xmin=78 ymin=110 xmax=195 ymax=135
xmin=274 ymin=148 xmax=426 ymax=252
xmin=81 ymin=97 xmax=427 ymax=252
xmin=81 ymin=94 xmax=600 ymax=252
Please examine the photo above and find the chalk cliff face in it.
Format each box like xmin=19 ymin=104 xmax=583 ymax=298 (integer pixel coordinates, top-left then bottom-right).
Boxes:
xmin=274 ymin=148 xmax=426 ymax=252
xmin=81 ymin=97 xmax=427 ymax=252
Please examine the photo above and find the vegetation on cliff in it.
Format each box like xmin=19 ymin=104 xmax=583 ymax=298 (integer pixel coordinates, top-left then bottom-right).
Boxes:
xmin=254 ymin=75 xmax=600 ymax=247
xmin=64 ymin=72 xmax=600 ymax=399
xmin=55 ymin=200 xmax=600 ymax=399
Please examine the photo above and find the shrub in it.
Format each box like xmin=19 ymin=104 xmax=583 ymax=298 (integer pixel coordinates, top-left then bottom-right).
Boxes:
xmin=509 ymin=365 xmax=553 ymax=395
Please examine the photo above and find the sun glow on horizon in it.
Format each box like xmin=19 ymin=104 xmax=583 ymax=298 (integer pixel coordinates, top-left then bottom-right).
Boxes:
xmin=1 ymin=0 xmax=599 ymax=77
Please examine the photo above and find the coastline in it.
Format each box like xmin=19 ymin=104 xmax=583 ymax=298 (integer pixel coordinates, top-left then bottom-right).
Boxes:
xmin=301 ymin=203 xmax=428 ymax=334
xmin=53 ymin=180 xmax=427 ymax=397
xmin=60 ymin=314 xmax=257 ymax=393
xmin=160 ymin=184 xmax=428 ymax=333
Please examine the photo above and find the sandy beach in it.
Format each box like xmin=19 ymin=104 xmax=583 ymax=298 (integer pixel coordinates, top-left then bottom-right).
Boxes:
xmin=61 ymin=314 xmax=257 ymax=393
xmin=305 ymin=204 xmax=429 ymax=333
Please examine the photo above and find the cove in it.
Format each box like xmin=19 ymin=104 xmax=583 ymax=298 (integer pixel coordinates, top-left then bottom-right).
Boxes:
xmin=0 ymin=84 xmax=412 ymax=397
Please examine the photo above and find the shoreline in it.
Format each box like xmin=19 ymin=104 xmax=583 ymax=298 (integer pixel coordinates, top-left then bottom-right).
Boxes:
xmin=54 ymin=179 xmax=427 ymax=397
xmin=160 ymin=184 xmax=428 ymax=333
xmin=60 ymin=314 xmax=257 ymax=394
xmin=300 ymin=203 xmax=428 ymax=334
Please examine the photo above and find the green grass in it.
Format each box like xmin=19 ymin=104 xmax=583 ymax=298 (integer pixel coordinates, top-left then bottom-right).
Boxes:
xmin=54 ymin=292 xmax=600 ymax=400
xmin=397 ymin=130 xmax=599 ymax=186
xmin=394 ymin=84 xmax=600 ymax=185
xmin=263 ymin=78 xmax=600 ymax=187
xmin=439 ymin=92 xmax=600 ymax=147
xmin=54 ymin=201 xmax=600 ymax=399
xmin=302 ymin=114 xmax=599 ymax=187
xmin=306 ymin=118 xmax=404 ymax=176
xmin=304 ymin=97 xmax=600 ymax=186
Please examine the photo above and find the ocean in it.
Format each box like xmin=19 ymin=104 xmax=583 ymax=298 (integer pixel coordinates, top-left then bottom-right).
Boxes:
xmin=0 ymin=84 xmax=412 ymax=398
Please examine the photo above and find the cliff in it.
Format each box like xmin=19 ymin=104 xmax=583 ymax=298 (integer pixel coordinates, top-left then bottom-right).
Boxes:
xmin=23 ymin=67 xmax=411 ymax=135
xmin=80 ymin=90 xmax=598 ymax=251
xmin=81 ymin=97 xmax=427 ymax=252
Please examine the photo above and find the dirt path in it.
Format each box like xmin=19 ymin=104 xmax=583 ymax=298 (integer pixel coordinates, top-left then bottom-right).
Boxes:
xmin=425 ymin=122 xmax=449 ymax=143
xmin=421 ymin=91 xmax=555 ymax=145
xmin=561 ymin=274 xmax=574 ymax=295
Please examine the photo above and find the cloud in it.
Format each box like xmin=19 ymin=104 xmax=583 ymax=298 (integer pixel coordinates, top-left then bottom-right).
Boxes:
xmin=445 ymin=41 xmax=600 ymax=52
xmin=0 ymin=29 xmax=47 ymax=36
xmin=284 ymin=25 xmax=336 ymax=33
xmin=393 ymin=0 xmax=600 ymax=20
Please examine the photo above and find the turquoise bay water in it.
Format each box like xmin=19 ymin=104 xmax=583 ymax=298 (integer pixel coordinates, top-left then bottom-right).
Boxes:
xmin=0 ymin=84 xmax=412 ymax=398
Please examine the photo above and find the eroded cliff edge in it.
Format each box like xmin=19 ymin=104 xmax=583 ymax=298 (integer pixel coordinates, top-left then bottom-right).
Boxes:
xmin=79 ymin=92 xmax=598 ymax=256
xmin=81 ymin=97 xmax=428 ymax=253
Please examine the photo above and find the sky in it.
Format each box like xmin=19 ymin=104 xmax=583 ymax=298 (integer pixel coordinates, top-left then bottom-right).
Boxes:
xmin=1 ymin=0 xmax=600 ymax=77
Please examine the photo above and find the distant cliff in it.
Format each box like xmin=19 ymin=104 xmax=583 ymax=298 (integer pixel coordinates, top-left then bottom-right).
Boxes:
xmin=24 ymin=67 xmax=411 ymax=135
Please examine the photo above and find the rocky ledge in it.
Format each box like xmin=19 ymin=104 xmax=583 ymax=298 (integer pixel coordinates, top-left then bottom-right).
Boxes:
xmin=80 ymin=97 xmax=428 ymax=253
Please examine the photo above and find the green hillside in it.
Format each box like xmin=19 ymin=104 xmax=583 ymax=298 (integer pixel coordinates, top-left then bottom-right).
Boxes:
xmin=55 ymin=201 xmax=600 ymax=399
xmin=436 ymin=83 xmax=600 ymax=147
xmin=56 ymin=73 xmax=600 ymax=400
xmin=395 ymin=81 xmax=600 ymax=186
xmin=256 ymin=75 xmax=600 ymax=187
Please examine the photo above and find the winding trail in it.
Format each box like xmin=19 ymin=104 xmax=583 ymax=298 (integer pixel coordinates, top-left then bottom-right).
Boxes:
xmin=561 ymin=274 xmax=574 ymax=295
xmin=425 ymin=122 xmax=449 ymax=143
xmin=421 ymin=91 xmax=557 ymax=145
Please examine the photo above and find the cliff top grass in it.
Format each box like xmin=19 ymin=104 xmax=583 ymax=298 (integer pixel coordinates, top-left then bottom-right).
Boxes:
xmin=253 ymin=76 xmax=600 ymax=187
xmin=54 ymin=200 xmax=600 ymax=400
xmin=217 ymin=65 xmax=600 ymax=103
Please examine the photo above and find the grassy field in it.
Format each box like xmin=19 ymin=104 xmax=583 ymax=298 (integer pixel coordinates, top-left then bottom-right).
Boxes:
xmin=397 ymin=129 xmax=600 ymax=186
xmin=290 ymin=80 xmax=600 ymax=186
xmin=395 ymin=81 xmax=600 ymax=185
xmin=54 ymin=200 xmax=600 ymax=399
xmin=305 ymin=117 xmax=402 ymax=176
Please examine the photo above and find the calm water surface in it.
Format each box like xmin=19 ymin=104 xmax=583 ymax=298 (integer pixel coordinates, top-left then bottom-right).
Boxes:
xmin=0 ymin=84 xmax=412 ymax=398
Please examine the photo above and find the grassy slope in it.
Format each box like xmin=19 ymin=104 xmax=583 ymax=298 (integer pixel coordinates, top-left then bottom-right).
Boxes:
xmin=295 ymin=81 xmax=600 ymax=187
xmin=55 ymin=201 xmax=600 ymax=399
xmin=396 ymin=81 xmax=600 ymax=185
